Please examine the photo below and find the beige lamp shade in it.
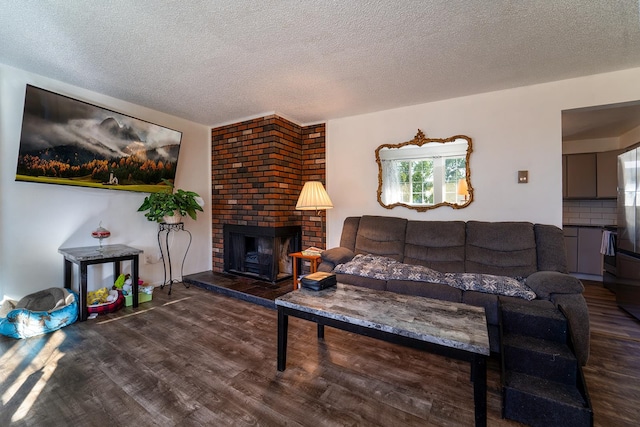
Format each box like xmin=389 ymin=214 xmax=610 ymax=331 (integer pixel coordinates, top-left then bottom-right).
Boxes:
xmin=457 ymin=178 xmax=468 ymax=196
xmin=296 ymin=181 xmax=333 ymax=211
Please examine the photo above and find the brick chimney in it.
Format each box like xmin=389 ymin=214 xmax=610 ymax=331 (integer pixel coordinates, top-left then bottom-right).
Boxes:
xmin=211 ymin=115 xmax=326 ymax=274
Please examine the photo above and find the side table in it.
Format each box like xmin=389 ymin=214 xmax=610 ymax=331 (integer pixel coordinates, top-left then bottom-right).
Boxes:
xmin=157 ymin=222 xmax=192 ymax=295
xmin=59 ymin=244 xmax=142 ymax=321
xmin=289 ymin=252 xmax=321 ymax=290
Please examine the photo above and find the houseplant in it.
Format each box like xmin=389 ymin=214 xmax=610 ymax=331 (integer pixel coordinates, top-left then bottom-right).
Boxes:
xmin=137 ymin=179 xmax=204 ymax=223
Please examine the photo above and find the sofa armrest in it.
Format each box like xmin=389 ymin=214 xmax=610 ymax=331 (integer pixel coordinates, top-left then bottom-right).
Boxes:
xmin=554 ymin=293 xmax=590 ymax=365
xmin=526 ymin=271 xmax=584 ymax=299
xmin=319 ymin=247 xmax=355 ymax=271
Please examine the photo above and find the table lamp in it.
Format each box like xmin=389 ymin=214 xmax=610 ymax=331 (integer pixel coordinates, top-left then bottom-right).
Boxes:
xmin=457 ymin=178 xmax=469 ymax=202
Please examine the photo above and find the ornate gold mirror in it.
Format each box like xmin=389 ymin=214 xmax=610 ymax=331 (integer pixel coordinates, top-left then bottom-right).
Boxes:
xmin=376 ymin=130 xmax=473 ymax=212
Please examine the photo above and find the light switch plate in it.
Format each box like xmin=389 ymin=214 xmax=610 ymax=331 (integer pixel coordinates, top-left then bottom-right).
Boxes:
xmin=518 ymin=170 xmax=528 ymax=183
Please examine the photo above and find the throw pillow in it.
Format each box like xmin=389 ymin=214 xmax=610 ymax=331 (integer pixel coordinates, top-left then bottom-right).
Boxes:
xmin=321 ymin=247 xmax=355 ymax=265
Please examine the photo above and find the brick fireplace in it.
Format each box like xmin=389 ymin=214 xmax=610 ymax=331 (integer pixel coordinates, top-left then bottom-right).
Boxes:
xmin=211 ymin=115 xmax=325 ymax=278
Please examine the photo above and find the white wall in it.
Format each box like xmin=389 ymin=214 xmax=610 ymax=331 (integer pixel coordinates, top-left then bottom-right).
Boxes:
xmin=325 ymin=67 xmax=640 ymax=248
xmin=0 ymin=64 xmax=211 ymax=301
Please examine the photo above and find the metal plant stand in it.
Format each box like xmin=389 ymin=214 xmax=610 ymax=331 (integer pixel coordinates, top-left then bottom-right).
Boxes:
xmin=158 ymin=222 xmax=192 ymax=295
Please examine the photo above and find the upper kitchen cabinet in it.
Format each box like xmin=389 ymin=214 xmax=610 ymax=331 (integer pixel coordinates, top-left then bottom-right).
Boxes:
xmin=597 ymin=150 xmax=623 ymax=198
xmin=563 ymin=150 xmax=621 ymax=199
xmin=565 ymin=153 xmax=597 ymax=198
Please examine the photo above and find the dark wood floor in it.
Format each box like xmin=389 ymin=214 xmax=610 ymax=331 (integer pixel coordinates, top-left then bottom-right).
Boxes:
xmin=0 ymin=277 xmax=638 ymax=426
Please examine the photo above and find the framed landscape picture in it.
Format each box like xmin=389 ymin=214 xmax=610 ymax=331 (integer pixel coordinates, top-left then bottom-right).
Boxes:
xmin=15 ymin=85 xmax=183 ymax=193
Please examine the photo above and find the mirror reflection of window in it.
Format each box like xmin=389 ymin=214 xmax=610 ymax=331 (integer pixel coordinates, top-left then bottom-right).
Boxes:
xmin=446 ymin=157 xmax=467 ymax=203
xmin=376 ymin=131 xmax=472 ymax=212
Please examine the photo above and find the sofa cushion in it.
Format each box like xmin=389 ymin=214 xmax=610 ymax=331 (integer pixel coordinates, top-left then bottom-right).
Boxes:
xmin=387 ymin=279 xmax=462 ymax=302
xmin=499 ymin=296 xmax=556 ymax=310
xmin=465 ymin=221 xmax=538 ymax=277
xmin=403 ymin=221 xmax=466 ymax=272
xmin=339 ymin=217 xmax=361 ymax=251
xmin=525 ymin=271 xmax=584 ymax=299
xmin=354 ymin=216 xmax=407 ymax=262
xmin=463 ymin=291 xmax=499 ymax=325
xmin=335 ymin=273 xmax=387 ymax=291
xmin=534 ymin=224 xmax=569 ymax=273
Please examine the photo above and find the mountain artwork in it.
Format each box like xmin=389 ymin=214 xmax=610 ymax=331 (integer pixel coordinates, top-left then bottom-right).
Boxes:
xmin=15 ymin=85 xmax=182 ymax=193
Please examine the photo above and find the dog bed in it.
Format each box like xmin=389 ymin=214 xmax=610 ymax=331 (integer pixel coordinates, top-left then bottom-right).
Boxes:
xmin=87 ymin=290 xmax=125 ymax=314
xmin=0 ymin=287 xmax=78 ymax=339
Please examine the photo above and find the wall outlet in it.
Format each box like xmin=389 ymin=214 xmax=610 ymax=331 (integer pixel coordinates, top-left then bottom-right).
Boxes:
xmin=144 ymin=253 xmax=162 ymax=264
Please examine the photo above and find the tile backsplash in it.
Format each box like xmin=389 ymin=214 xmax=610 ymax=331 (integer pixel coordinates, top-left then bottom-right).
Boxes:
xmin=563 ymin=199 xmax=617 ymax=226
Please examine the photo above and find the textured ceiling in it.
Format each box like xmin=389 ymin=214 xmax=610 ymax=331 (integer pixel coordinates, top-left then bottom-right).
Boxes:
xmin=1 ymin=1 xmax=640 ymax=127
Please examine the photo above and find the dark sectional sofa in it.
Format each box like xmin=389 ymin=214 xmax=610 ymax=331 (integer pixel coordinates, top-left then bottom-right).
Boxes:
xmin=318 ymin=215 xmax=590 ymax=365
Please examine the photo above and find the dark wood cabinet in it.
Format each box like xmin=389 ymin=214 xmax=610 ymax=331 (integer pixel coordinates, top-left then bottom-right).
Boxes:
xmin=563 ymin=150 xmax=620 ymax=199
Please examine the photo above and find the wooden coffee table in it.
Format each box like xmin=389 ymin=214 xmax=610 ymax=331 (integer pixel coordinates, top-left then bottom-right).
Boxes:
xmin=275 ymin=283 xmax=490 ymax=427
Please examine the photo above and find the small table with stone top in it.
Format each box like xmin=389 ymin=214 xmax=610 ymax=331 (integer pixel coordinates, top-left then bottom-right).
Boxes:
xmin=275 ymin=283 xmax=490 ymax=427
xmin=59 ymin=244 xmax=143 ymax=322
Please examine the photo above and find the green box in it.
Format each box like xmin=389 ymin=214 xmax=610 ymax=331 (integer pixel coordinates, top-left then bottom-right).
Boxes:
xmin=124 ymin=292 xmax=153 ymax=307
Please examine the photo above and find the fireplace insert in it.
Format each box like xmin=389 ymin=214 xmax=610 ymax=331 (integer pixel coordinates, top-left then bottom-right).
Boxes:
xmin=223 ymin=224 xmax=301 ymax=282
